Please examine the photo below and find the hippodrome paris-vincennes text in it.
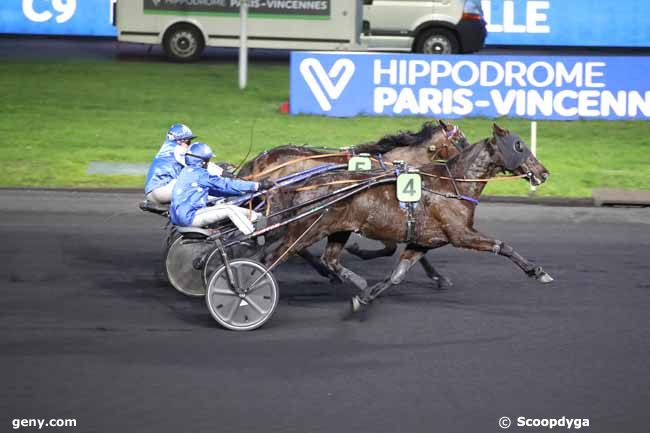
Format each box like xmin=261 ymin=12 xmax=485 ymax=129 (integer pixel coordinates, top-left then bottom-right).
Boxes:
xmin=371 ymin=59 xmax=650 ymax=117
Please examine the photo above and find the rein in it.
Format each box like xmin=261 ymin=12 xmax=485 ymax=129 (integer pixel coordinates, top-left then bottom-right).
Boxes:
xmin=419 ymin=172 xmax=529 ymax=182
xmin=282 ymin=167 xmax=526 ymax=199
xmin=293 ymin=173 xmax=393 ymax=192
xmin=243 ymin=152 xmax=348 ymax=180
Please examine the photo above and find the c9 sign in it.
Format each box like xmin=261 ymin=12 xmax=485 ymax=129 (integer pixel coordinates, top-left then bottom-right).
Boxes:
xmin=22 ymin=0 xmax=77 ymax=24
xmin=0 ymin=0 xmax=115 ymax=36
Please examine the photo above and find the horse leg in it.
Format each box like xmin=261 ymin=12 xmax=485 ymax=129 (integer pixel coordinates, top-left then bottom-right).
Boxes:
xmin=419 ymin=256 xmax=453 ymax=289
xmin=347 ymin=239 xmax=452 ymax=288
xmin=297 ymin=249 xmax=341 ymax=282
xmin=351 ymin=245 xmax=427 ymax=312
xmin=345 ymin=241 xmax=398 ymax=260
xmin=447 ymin=228 xmax=553 ymax=283
xmin=321 ymin=232 xmax=368 ymax=291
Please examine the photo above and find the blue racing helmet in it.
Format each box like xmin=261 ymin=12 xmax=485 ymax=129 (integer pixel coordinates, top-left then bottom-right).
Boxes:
xmin=167 ymin=123 xmax=197 ymax=142
xmin=185 ymin=142 xmax=214 ymax=167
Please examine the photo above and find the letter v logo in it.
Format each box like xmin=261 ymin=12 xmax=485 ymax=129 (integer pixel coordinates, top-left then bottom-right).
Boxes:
xmin=300 ymin=58 xmax=355 ymax=112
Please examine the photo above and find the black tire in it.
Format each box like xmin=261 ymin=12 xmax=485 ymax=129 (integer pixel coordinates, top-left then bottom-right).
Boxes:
xmin=163 ymin=24 xmax=204 ymax=62
xmin=414 ymin=28 xmax=459 ymax=54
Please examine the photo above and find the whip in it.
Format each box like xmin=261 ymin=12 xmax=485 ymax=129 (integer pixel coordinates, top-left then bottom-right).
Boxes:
xmin=233 ymin=117 xmax=257 ymax=175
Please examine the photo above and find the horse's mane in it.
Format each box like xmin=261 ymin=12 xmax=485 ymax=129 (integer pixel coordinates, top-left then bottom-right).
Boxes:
xmin=352 ymin=121 xmax=443 ymax=154
xmin=245 ymin=121 xmax=444 ymax=168
xmin=242 ymin=144 xmax=320 ymax=165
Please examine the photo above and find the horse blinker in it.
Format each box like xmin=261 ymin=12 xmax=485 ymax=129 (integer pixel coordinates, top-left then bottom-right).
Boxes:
xmin=495 ymin=132 xmax=532 ymax=171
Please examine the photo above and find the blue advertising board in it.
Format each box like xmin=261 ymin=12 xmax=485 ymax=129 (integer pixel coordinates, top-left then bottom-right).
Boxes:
xmin=483 ymin=0 xmax=650 ymax=47
xmin=290 ymin=52 xmax=650 ymax=120
xmin=0 ymin=0 xmax=117 ymax=37
xmin=0 ymin=0 xmax=648 ymax=48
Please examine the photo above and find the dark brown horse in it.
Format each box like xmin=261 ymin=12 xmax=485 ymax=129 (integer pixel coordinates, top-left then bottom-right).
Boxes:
xmin=238 ymin=120 xmax=467 ymax=181
xmin=240 ymin=120 xmax=467 ymax=288
xmin=262 ymin=124 xmax=552 ymax=312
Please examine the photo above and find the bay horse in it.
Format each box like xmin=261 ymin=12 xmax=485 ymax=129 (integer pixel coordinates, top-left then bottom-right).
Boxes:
xmin=237 ymin=120 xmax=467 ymax=181
xmin=239 ymin=120 xmax=467 ymax=288
xmin=262 ymin=124 xmax=552 ymax=312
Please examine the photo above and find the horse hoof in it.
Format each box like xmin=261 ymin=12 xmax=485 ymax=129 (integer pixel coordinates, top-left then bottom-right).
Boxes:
xmin=537 ymin=272 xmax=554 ymax=283
xmin=350 ymin=295 xmax=369 ymax=313
xmin=351 ymin=296 xmax=361 ymax=313
xmin=432 ymin=275 xmax=453 ymax=289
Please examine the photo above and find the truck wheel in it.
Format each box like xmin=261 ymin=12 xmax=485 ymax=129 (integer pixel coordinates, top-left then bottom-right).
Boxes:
xmin=414 ymin=28 xmax=459 ymax=54
xmin=163 ymin=24 xmax=204 ymax=62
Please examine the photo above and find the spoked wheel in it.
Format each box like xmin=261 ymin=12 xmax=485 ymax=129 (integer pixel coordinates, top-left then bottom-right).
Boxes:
xmin=205 ymin=259 xmax=279 ymax=331
xmin=202 ymin=247 xmax=224 ymax=288
xmin=202 ymin=239 xmax=259 ymax=287
xmin=165 ymin=236 xmax=214 ymax=297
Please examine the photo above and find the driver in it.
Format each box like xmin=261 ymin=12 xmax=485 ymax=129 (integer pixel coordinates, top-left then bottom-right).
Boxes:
xmin=170 ymin=142 xmax=273 ymax=235
xmin=144 ymin=123 xmax=196 ymax=207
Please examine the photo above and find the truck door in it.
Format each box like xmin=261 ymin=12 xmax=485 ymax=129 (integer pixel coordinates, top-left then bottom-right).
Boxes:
xmin=364 ymin=0 xmax=436 ymax=36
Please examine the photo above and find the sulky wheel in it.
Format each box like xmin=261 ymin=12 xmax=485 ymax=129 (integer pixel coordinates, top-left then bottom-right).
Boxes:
xmin=202 ymin=246 xmax=224 ymax=289
xmin=202 ymin=239 xmax=259 ymax=287
xmin=164 ymin=236 xmax=213 ymax=297
xmin=165 ymin=227 xmax=182 ymax=250
xmin=205 ymin=259 xmax=279 ymax=331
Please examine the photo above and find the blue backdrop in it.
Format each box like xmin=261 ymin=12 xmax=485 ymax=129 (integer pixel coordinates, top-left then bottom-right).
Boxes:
xmin=0 ymin=0 xmax=648 ymax=47
xmin=0 ymin=0 xmax=116 ymax=37
xmin=290 ymin=52 xmax=650 ymax=120
xmin=482 ymin=0 xmax=650 ymax=47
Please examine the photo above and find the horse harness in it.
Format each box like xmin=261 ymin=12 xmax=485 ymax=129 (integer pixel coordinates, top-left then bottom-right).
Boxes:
xmin=393 ymin=160 xmax=481 ymax=243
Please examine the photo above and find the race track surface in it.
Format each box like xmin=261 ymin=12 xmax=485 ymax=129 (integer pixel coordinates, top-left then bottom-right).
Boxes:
xmin=1 ymin=190 xmax=649 ymax=433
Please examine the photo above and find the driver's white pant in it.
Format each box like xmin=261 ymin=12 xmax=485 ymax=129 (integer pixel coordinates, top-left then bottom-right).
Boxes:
xmin=146 ymin=180 xmax=176 ymax=205
xmin=192 ymin=204 xmax=260 ymax=235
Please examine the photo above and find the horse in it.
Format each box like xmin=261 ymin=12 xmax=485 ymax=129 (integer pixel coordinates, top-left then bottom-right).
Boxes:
xmin=237 ymin=120 xmax=467 ymax=181
xmin=239 ymin=120 xmax=468 ymax=288
xmin=262 ymin=123 xmax=552 ymax=312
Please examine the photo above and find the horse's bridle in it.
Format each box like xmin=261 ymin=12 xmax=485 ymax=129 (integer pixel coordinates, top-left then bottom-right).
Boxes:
xmin=428 ymin=124 xmax=466 ymax=160
xmin=444 ymin=124 xmax=467 ymax=151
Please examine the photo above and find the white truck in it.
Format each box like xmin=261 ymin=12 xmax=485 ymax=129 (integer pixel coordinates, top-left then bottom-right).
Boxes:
xmin=113 ymin=0 xmax=485 ymax=61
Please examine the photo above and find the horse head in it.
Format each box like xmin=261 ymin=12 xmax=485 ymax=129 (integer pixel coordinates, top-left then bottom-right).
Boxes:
xmin=419 ymin=120 xmax=469 ymax=161
xmin=438 ymin=119 xmax=470 ymax=153
xmin=378 ymin=120 xmax=467 ymax=165
xmin=490 ymin=123 xmax=549 ymax=186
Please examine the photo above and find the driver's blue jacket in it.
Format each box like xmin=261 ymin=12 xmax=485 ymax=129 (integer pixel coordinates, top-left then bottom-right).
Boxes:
xmin=144 ymin=140 xmax=182 ymax=194
xmin=156 ymin=138 xmax=177 ymax=158
xmin=170 ymin=166 xmax=260 ymax=226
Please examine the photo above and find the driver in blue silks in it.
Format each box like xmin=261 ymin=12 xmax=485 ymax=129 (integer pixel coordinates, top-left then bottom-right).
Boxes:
xmin=170 ymin=142 xmax=273 ymax=235
xmin=144 ymin=123 xmax=226 ymax=208
xmin=144 ymin=123 xmax=197 ymax=207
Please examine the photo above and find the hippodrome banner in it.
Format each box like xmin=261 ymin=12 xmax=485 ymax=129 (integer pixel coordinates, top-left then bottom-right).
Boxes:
xmin=290 ymin=52 xmax=650 ymax=120
xmin=143 ymin=0 xmax=331 ymax=18
xmin=0 ymin=0 xmax=330 ymax=37
xmin=482 ymin=0 xmax=650 ymax=47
